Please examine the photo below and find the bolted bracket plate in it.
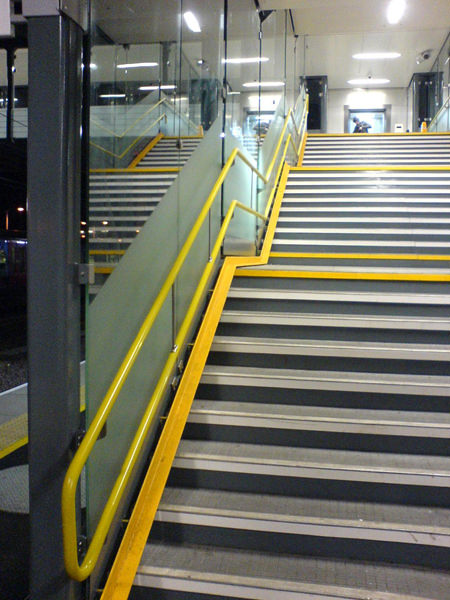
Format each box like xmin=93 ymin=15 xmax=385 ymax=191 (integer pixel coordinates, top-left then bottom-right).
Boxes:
xmin=77 ymin=263 xmax=95 ymax=285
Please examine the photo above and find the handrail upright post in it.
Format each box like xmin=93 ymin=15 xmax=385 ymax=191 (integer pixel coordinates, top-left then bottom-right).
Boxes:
xmin=171 ymin=283 xmax=177 ymax=352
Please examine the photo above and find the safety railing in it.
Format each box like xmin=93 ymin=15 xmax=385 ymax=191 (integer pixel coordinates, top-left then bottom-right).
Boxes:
xmin=62 ymin=91 xmax=308 ymax=582
xmin=428 ymin=96 xmax=450 ymax=133
xmin=90 ymin=95 xmax=203 ymax=167
xmin=91 ymin=97 xmax=202 ymax=141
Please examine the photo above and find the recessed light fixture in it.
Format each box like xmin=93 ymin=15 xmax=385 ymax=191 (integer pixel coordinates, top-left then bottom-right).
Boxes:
xmin=99 ymin=93 xmax=126 ymax=98
xmin=227 ymin=91 xmax=241 ymax=95
xmin=353 ymin=52 xmax=401 ymax=60
xmin=223 ymin=57 xmax=269 ymax=64
xmin=387 ymin=0 xmax=406 ymax=24
xmin=117 ymin=62 xmax=158 ymax=69
xmin=347 ymin=78 xmax=390 ymax=85
xmin=139 ymin=84 xmax=177 ymax=91
xmin=243 ymin=81 xmax=285 ymax=88
xmin=183 ymin=11 xmax=201 ymax=33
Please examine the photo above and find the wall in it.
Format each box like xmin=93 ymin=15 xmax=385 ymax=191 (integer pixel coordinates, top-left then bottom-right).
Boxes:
xmin=327 ymin=87 xmax=408 ymax=133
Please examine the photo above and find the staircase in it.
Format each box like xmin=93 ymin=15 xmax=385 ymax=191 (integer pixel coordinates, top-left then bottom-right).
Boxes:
xmin=88 ymin=135 xmax=202 ymax=293
xmin=302 ymin=133 xmax=450 ymax=166
xmin=137 ymin=136 xmax=202 ymax=168
xmin=131 ymin=134 xmax=450 ymax=599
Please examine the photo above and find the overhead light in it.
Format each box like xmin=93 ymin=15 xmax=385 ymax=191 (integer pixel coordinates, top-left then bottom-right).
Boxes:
xmin=139 ymin=84 xmax=177 ymax=91
xmin=223 ymin=57 xmax=269 ymax=64
xmin=353 ymin=52 xmax=401 ymax=60
xmin=99 ymin=93 xmax=126 ymax=98
xmin=17 ymin=207 xmax=25 ymax=212
xmin=227 ymin=91 xmax=241 ymax=95
xmin=183 ymin=11 xmax=201 ymax=33
xmin=117 ymin=62 xmax=158 ymax=69
xmin=387 ymin=0 xmax=406 ymax=24
xmin=243 ymin=81 xmax=285 ymax=88
xmin=347 ymin=78 xmax=390 ymax=85
xmin=90 ymin=63 xmax=98 ymax=70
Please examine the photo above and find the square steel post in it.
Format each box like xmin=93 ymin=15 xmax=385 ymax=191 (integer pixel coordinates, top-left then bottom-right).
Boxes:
xmin=27 ymin=12 xmax=83 ymax=600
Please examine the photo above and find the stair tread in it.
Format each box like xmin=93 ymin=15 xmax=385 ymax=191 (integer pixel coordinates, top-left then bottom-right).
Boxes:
xmin=242 ymin=263 xmax=450 ymax=274
xmin=201 ymin=364 xmax=450 ymax=394
xmin=159 ymin=487 xmax=450 ymax=531
xmin=220 ymin=310 xmax=450 ymax=331
xmin=210 ymin=335 xmax=450 ymax=360
xmin=192 ymin=398 xmax=450 ymax=424
xmin=228 ymin=287 xmax=450 ymax=304
xmin=138 ymin=542 xmax=450 ymax=599
xmin=175 ymin=439 xmax=450 ymax=474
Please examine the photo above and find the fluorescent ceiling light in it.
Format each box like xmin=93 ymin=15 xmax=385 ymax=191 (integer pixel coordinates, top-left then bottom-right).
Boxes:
xmin=139 ymin=84 xmax=176 ymax=91
xmin=90 ymin=63 xmax=98 ymax=70
xmin=353 ymin=52 xmax=401 ymax=60
xmin=117 ymin=62 xmax=158 ymax=69
xmin=100 ymin=93 xmax=126 ymax=98
xmin=387 ymin=0 xmax=406 ymax=24
xmin=347 ymin=78 xmax=390 ymax=85
xmin=183 ymin=11 xmax=201 ymax=32
xmin=223 ymin=57 xmax=269 ymax=64
xmin=243 ymin=81 xmax=285 ymax=88
xmin=227 ymin=91 xmax=241 ymax=95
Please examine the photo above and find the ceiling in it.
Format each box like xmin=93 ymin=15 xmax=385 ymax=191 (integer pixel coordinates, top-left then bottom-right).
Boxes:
xmin=91 ymin=0 xmax=450 ymax=91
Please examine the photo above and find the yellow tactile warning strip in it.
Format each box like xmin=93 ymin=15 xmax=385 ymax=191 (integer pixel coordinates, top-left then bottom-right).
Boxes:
xmin=90 ymin=167 xmax=181 ymax=173
xmin=0 ymin=389 xmax=86 ymax=461
xmin=99 ymin=163 xmax=291 ymax=600
xmin=269 ymin=252 xmax=450 ymax=261
xmin=307 ymin=132 xmax=450 ymax=137
xmin=0 ymin=414 xmax=28 ymax=460
xmin=235 ymin=269 xmax=450 ymax=282
xmin=290 ymin=166 xmax=450 ymax=171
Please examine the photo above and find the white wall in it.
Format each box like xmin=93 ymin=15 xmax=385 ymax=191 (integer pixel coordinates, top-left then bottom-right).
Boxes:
xmin=327 ymin=87 xmax=408 ymax=133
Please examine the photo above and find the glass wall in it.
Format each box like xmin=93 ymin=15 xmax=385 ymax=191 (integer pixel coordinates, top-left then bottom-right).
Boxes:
xmin=82 ymin=1 xmax=302 ymax=591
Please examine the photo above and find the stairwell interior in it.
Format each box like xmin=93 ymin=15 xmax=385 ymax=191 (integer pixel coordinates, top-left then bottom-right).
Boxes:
xmin=82 ymin=127 xmax=450 ymax=599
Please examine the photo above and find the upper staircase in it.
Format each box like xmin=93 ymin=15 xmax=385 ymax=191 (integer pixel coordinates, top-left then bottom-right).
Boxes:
xmin=120 ymin=133 xmax=450 ymax=600
xmin=88 ymin=134 xmax=202 ymax=293
xmin=302 ymin=133 xmax=450 ymax=166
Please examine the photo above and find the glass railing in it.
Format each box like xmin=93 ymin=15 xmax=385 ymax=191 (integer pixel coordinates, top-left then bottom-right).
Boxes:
xmin=428 ymin=96 xmax=450 ymax=132
xmin=68 ymin=0 xmax=302 ymax=589
xmin=63 ymin=86 xmax=308 ymax=583
xmin=90 ymin=90 xmax=202 ymax=168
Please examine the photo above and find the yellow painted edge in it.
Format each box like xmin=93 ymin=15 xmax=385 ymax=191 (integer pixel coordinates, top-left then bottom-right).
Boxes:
xmin=291 ymin=166 xmax=450 ymax=171
xmin=128 ymin=133 xmax=163 ymax=168
xmin=89 ymin=167 xmax=181 ymax=174
xmin=99 ymin=163 xmax=291 ymax=600
xmin=296 ymin=132 xmax=308 ymax=167
xmin=235 ymin=269 xmax=450 ymax=282
xmin=163 ymin=135 xmax=204 ymax=139
xmin=95 ymin=267 xmax=115 ymax=274
xmin=0 ymin=399 xmax=86 ymax=461
xmin=308 ymin=132 xmax=450 ymax=137
xmin=269 ymin=252 xmax=450 ymax=261
xmin=0 ymin=436 xmax=28 ymax=461
xmin=89 ymin=250 xmax=125 ymax=256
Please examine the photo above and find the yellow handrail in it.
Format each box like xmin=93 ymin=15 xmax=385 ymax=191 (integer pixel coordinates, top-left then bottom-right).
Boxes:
xmin=90 ymin=99 xmax=166 ymax=139
xmin=62 ymin=96 xmax=308 ymax=581
xmin=91 ymin=97 xmax=202 ymax=139
xmin=100 ymin=143 xmax=294 ymax=600
xmin=90 ymin=114 xmax=167 ymax=159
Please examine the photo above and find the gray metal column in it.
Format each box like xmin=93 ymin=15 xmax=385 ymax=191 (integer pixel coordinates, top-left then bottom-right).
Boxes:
xmin=6 ymin=45 xmax=15 ymax=141
xmin=27 ymin=8 xmax=84 ymax=600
